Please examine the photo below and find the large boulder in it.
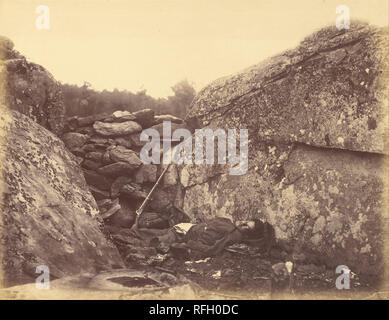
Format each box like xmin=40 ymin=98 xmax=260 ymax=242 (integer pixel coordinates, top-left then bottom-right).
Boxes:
xmin=0 ymin=36 xmax=65 ymax=135
xmin=0 ymin=108 xmax=124 ymax=286
xmin=179 ymin=22 xmax=389 ymax=277
xmin=0 ymin=35 xmax=14 ymax=60
xmin=186 ymin=23 xmax=389 ymax=155
xmin=62 ymin=132 xmax=89 ymax=150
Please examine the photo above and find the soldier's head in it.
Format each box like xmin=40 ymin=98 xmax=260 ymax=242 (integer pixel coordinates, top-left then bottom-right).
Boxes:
xmin=235 ymin=219 xmax=271 ymax=239
xmin=235 ymin=220 xmax=256 ymax=231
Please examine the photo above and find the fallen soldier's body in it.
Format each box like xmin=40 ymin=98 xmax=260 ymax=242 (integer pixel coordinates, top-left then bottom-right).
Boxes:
xmin=162 ymin=218 xmax=275 ymax=259
xmin=126 ymin=209 xmax=276 ymax=259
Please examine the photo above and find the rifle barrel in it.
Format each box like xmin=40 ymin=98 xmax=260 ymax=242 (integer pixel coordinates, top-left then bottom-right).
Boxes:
xmin=135 ymin=164 xmax=170 ymax=216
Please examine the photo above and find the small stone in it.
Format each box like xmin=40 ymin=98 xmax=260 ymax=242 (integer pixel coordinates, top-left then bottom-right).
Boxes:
xmin=114 ymin=137 xmax=132 ymax=149
xmin=96 ymin=198 xmax=118 ymax=213
xmin=71 ymin=147 xmax=85 ymax=157
xmin=83 ymin=144 xmax=98 ymax=152
xmin=62 ymin=132 xmax=88 ymax=150
xmin=132 ymin=109 xmax=155 ymax=128
xmin=109 ymin=146 xmax=142 ymax=167
xmin=75 ymin=126 xmax=94 ymax=135
xmin=89 ymin=137 xmax=110 ymax=145
xmin=111 ymin=176 xmax=132 ymax=198
xmin=271 ymin=262 xmax=289 ymax=278
xmin=154 ymin=114 xmax=183 ymax=124
xmin=120 ymin=183 xmax=148 ymax=200
xmin=83 ymin=169 xmax=113 ymax=191
xmin=102 ymin=151 xmax=113 ymax=165
xmin=82 ymin=159 xmax=103 ymax=170
xmin=163 ymin=165 xmax=178 ymax=186
xmin=101 ymin=202 xmax=121 ymax=219
xmin=89 ymin=186 xmax=110 ymax=200
xmin=134 ymin=164 xmax=158 ymax=184
xmin=85 ymin=151 xmax=103 ymax=162
xmin=223 ymin=269 xmax=234 ymax=277
xmin=74 ymin=156 xmax=83 ymax=165
xmin=103 ymin=111 xmax=136 ymax=123
xmin=105 ymin=207 xmax=136 ymax=228
xmin=112 ymin=110 xmax=132 ymax=118
xmin=285 ymin=261 xmax=293 ymax=274
xmin=77 ymin=113 xmax=110 ymax=127
xmin=129 ymin=132 xmax=148 ymax=148
xmin=138 ymin=211 xmax=169 ymax=229
xmin=97 ymin=161 xmax=139 ymax=177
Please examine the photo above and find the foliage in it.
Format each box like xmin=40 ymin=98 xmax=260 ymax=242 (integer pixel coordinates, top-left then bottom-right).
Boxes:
xmin=62 ymin=79 xmax=196 ymax=118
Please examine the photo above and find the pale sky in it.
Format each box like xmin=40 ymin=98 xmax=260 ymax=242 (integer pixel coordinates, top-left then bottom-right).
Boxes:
xmin=0 ymin=0 xmax=388 ymax=97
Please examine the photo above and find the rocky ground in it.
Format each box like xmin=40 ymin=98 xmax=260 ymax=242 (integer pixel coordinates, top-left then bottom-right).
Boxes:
xmin=1 ymin=239 xmax=378 ymax=300
xmin=111 ymin=236 xmax=379 ymax=299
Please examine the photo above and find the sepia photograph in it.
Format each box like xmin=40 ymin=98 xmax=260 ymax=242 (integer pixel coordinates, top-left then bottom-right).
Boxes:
xmin=0 ymin=0 xmax=388 ymax=304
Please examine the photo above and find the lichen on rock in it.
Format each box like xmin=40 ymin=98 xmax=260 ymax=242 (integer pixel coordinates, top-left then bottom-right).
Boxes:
xmin=0 ymin=107 xmax=124 ymax=286
xmin=178 ymin=22 xmax=389 ymax=277
xmin=0 ymin=35 xmax=65 ymax=136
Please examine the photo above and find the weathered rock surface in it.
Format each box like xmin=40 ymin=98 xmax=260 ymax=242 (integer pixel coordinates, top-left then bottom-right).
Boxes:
xmin=186 ymin=23 xmax=389 ymax=155
xmin=120 ymin=183 xmax=148 ymax=200
xmin=102 ymin=109 xmax=154 ymax=127
xmin=131 ymin=109 xmax=155 ymax=128
xmin=97 ymin=162 xmax=140 ymax=177
xmin=109 ymin=146 xmax=142 ymax=167
xmin=154 ymin=114 xmax=184 ymax=124
xmin=93 ymin=120 xmax=142 ymax=137
xmin=62 ymin=132 xmax=89 ymax=150
xmin=83 ymin=169 xmax=113 ymax=191
xmin=62 ymin=108 xmax=183 ymax=228
xmin=101 ymin=202 xmax=121 ymax=220
xmin=105 ymin=207 xmax=135 ymax=228
xmin=82 ymin=159 xmax=103 ymax=171
xmin=179 ymin=23 xmax=389 ymax=276
xmin=114 ymin=137 xmax=132 ymax=149
xmin=77 ymin=113 xmax=110 ymax=127
xmin=134 ymin=164 xmax=158 ymax=184
xmin=0 ymin=108 xmax=124 ymax=286
xmin=110 ymin=176 xmax=132 ymax=198
xmin=0 ymin=36 xmax=65 ymax=135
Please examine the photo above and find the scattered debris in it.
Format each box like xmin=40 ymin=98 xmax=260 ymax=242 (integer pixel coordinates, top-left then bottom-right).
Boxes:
xmin=211 ymin=270 xmax=221 ymax=280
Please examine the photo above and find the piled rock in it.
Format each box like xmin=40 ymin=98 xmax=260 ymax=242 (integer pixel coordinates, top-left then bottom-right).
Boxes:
xmin=62 ymin=109 xmax=186 ymax=230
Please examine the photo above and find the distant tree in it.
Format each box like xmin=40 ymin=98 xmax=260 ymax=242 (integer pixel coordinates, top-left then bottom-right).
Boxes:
xmin=168 ymin=79 xmax=196 ymax=118
xmin=61 ymin=80 xmax=196 ymax=119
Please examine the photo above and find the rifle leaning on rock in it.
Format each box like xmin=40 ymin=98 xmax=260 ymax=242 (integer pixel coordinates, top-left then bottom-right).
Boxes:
xmin=132 ymin=163 xmax=171 ymax=229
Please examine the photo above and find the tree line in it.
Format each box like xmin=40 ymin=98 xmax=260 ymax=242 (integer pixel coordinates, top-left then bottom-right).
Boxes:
xmin=61 ymin=79 xmax=196 ymax=119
